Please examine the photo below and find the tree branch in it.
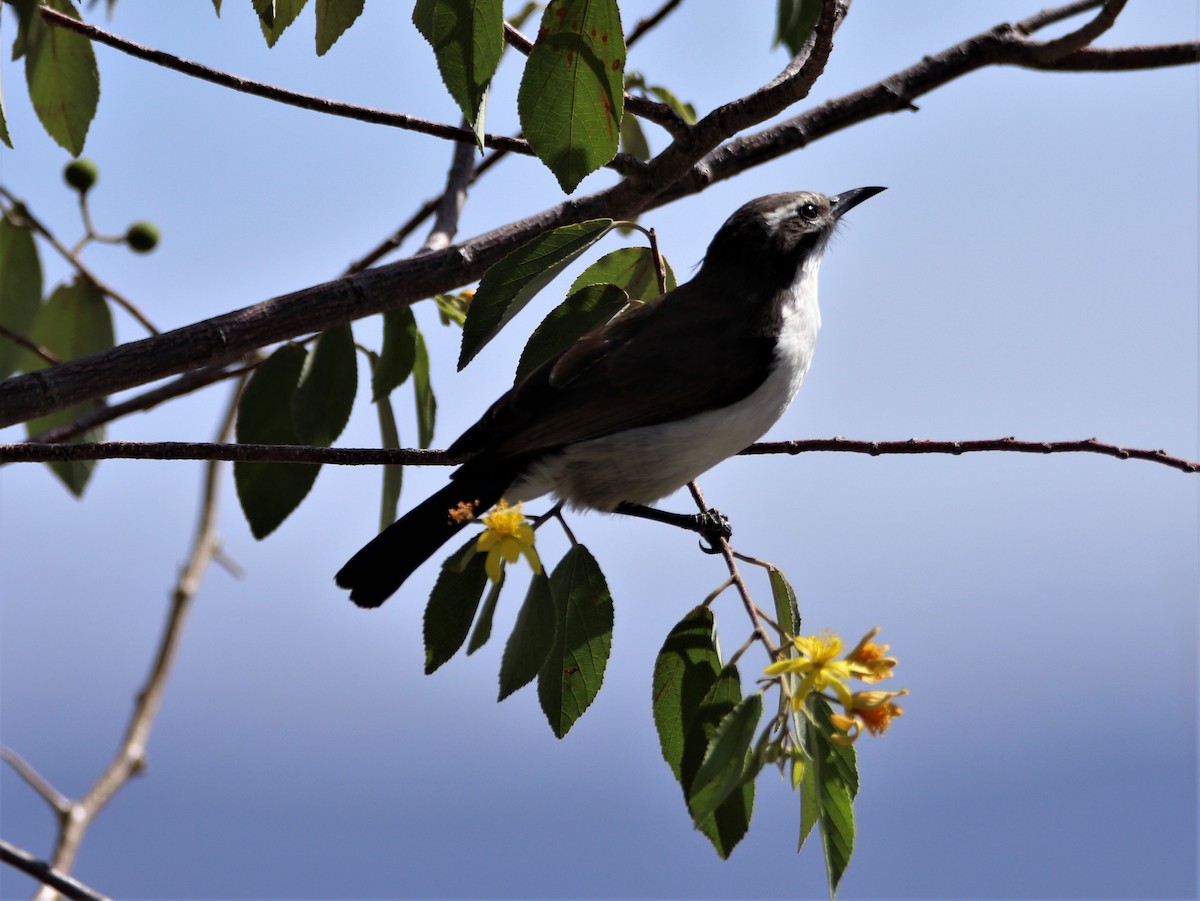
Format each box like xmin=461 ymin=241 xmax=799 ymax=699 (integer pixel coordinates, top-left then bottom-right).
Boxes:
xmin=2 ymin=1 xmax=1193 ymax=431
xmin=0 ymin=841 xmax=111 ymax=901
xmin=16 ymin=390 xmax=242 ymax=893
xmin=2 ymin=437 xmax=1194 ymax=473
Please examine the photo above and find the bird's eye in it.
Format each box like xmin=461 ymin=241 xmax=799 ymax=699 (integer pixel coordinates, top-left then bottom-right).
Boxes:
xmin=798 ymin=202 xmax=819 ymax=220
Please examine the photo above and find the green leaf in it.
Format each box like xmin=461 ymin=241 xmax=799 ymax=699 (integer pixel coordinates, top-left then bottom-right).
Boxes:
xmin=211 ymin=0 xmax=223 ymax=15
xmin=234 ymin=344 xmax=321 ymax=539
xmin=9 ymin=0 xmax=42 ymax=62
xmin=292 ymin=322 xmax=356 ymax=447
xmin=796 ymin=753 xmax=820 ymax=853
xmin=568 ymin=245 xmax=676 ymax=299
xmin=424 ymin=536 xmax=490 ymax=674
xmin=368 ymin=352 xmax=404 ymax=531
xmin=412 ymin=328 xmax=436 ymax=448
xmin=23 ymin=279 xmax=113 ymax=495
xmin=688 ymin=693 xmax=763 ymax=826
xmin=514 ymin=282 xmax=626 ymax=383
xmin=373 ymin=306 xmax=418 ymax=401
xmin=458 ymin=218 xmax=614 ymax=369
xmin=257 ymin=0 xmax=308 ymax=47
xmin=413 ymin=0 xmax=504 ymax=146
xmin=775 ymin=0 xmax=821 ymax=57
xmin=644 ymin=84 xmax=697 ymax=125
xmin=0 ymin=216 xmax=43 ymax=378
xmin=681 ymin=663 xmax=755 ymax=859
xmin=24 ymin=0 xmax=99 ymax=155
xmin=517 ymin=0 xmax=626 ymax=192
xmin=315 ymin=0 xmax=364 ymax=55
xmin=467 ymin=574 xmax=504 ymax=654
xmin=499 ymin=571 xmax=557 ymax=701
xmin=620 ymin=110 xmax=649 ymax=161
xmin=0 ymin=53 xmax=13 ymax=147
xmin=537 ymin=544 xmax=612 ymax=738
xmin=769 ymin=567 xmax=800 ymax=638
xmin=806 ymin=695 xmax=859 ymax=895
xmin=651 ymin=606 xmax=722 ymax=782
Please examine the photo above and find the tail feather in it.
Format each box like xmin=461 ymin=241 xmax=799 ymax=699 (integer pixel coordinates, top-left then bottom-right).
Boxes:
xmin=335 ymin=465 xmax=515 ymax=608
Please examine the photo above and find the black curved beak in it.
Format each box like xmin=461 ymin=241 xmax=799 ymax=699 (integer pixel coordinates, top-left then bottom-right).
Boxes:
xmin=831 ymin=186 xmax=887 ymax=218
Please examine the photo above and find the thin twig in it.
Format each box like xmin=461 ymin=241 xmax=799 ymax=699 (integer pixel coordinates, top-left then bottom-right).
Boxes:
xmin=0 ymin=323 xmax=60 ymax=366
xmin=3 ymin=437 xmax=1194 ymax=473
xmin=0 ymin=841 xmax=111 ymax=901
xmin=625 ymin=0 xmax=685 ymax=46
xmin=419 ymin=125 xmax=477 ymax=255
xmin=0 ymin=747 xmax=71 ymax=813
xmin=26 ymin=381 xmax=243 ymax=894
xmin=37 ymin=6 xmax=535 ymax=157
xmin=0 ymin=189 xmax=160 ymax=336
xmin=687 ymin=481 xmax=778 ymax=654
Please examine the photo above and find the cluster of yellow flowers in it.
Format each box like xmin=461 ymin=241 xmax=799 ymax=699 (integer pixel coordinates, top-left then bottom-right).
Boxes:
xmin=764 ymin=628 xmax=907 ymax=744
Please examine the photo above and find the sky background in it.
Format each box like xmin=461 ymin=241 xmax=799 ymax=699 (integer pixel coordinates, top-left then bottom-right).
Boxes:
xmin=1 ymin=2 xmax=1197 ymax=899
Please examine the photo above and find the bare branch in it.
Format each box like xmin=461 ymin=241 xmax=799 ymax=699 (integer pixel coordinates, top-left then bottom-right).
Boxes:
xmin=625 ymin=0 xmax=685 ymax=46
xmin=3 ymin=436 xmax=1194 ymax=473
xmin=0 ymin=841 xmax=111 ymax=901
xmin=24 ymin=382 xmax=244 ymax=889
xmin=1 ymin=747 xmax=71 ymax=813
xmin=0 ymin=323 xmax=60 ymax=366
xmin=419 ymin=128 xmax=477 ymax=255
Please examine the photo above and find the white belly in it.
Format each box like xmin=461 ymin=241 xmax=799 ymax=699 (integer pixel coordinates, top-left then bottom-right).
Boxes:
xmin=509 ymin=269 xmax=821 ymax=510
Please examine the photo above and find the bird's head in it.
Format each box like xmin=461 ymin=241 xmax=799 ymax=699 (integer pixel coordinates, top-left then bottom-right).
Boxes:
xmin=701 ymin=187 xmax=886 ymax=281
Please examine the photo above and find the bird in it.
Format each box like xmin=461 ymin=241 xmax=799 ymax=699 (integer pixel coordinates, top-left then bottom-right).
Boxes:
xmin=336 ymin=187 xmax=885 ymax=607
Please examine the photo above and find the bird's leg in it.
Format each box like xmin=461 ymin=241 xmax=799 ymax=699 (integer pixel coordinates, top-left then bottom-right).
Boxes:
xmin=614 ymin=502 xmax=732 ymax=550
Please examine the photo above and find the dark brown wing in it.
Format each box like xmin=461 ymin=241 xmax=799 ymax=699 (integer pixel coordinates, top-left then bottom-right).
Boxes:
xmin=447 ymin=277 xmax=776 ymax=461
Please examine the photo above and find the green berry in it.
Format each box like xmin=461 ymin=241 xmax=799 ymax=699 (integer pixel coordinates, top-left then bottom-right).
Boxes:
xmin=125 ymin=222 xmax=160 ymax=253
xmin=64 ymin=159 xmax=99 ymax=193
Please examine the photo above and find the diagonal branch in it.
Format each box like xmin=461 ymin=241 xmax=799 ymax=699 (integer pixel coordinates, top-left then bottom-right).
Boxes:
xmin=0 ymin=841 xmax=111 ymax=901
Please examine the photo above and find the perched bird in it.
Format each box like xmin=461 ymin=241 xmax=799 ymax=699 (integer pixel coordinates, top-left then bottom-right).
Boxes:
xmin=337 ymin=187 xmax=885 ymax=607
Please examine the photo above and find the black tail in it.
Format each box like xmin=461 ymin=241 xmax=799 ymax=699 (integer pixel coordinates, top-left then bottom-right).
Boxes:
xmin=335 ymin=464 xmax=516 ymax=608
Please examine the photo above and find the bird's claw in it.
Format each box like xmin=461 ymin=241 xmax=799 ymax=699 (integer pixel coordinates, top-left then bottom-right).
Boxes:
xmin=696 ymin=508 xmax=731 ymax=554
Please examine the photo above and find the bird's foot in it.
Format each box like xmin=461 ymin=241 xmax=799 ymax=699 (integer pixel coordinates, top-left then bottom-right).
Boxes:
xmin=613 ymin=502 xmax=733 ymax=551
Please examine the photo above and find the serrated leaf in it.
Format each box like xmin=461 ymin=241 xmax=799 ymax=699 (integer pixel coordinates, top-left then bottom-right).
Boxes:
xmin=25 ymin=0 xmax=99 ymax=155
xmin=775 ymin=0 xmax=821 ymax=57
xmin=23 ymin=279 xmax=113 ymax=495
xmin=498 ymin=571 xmax=557 ymax=701
xmin=680 ymin=664 xmax=755 ymax=858
xmin=373 ymin=306 xmax=418 ymax=401
xmin=315 ymin=0 xmax=364 ymax=55
xmin=537 ymin=544 xmax=612 ymax=738
xmin=796 ymin=752 xmax=820 ymax=852
xmin=514 ymin=282 xmax=626 ymax=383
xmin=459 ymin=218 xmax=614 ymax=369
xmin=234 ymin=344 xmax=320 ymax=538
xmin=0 ymin=217 xmax=43 ymax=378
xmin=368 ymin=352 xmax=404 ymax=531
xmin=568 ymin=245 xmax=676 ymax=299
xmin=467 ymin=573 xmax=504 ymax=654
xmin=688 ymin=693 xmax=763 ymax=825
xmin=413 ymin=0 xmax=504 ymax=146
xmin=517 ymin=0 xmax=626 ymax=192
xmin=806 ymin=695 xmax=858 ymax=895
xmin=424 ymin=536 xmax=490 ymax=674
xmin=412 ymin=328 xmax=436 ymax=448
xmin=292 ymin=322 xmax=356 ymax=447
xmin=769 ymin=567 xmax=801 ymax=638
xmin=651 ymin=606 xmax=721 ymax=782
xmin=211 ymin=0 xmax=222 ymax=15
xmin=257 ymin=0 xmax=308 ymax=47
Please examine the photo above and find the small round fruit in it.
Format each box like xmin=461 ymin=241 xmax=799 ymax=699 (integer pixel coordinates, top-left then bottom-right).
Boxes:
xmin=125 ymin=222 xmax=160 ymax=253
xmin=64 ymin=159 xmax=98 ymax=193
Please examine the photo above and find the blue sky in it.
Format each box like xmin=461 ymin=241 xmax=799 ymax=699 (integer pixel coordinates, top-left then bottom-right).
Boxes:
xmin=1 ymin=2 xmax=1197 ymax=898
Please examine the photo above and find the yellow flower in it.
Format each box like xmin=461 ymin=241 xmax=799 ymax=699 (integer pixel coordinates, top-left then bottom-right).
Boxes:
xmin=475 ymin=500 xmax=541 ymax=583
xmin=844 ymin=627 xmax=898 ymax=684
xmin=764 ymin=632 xmax=855 ymax=711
